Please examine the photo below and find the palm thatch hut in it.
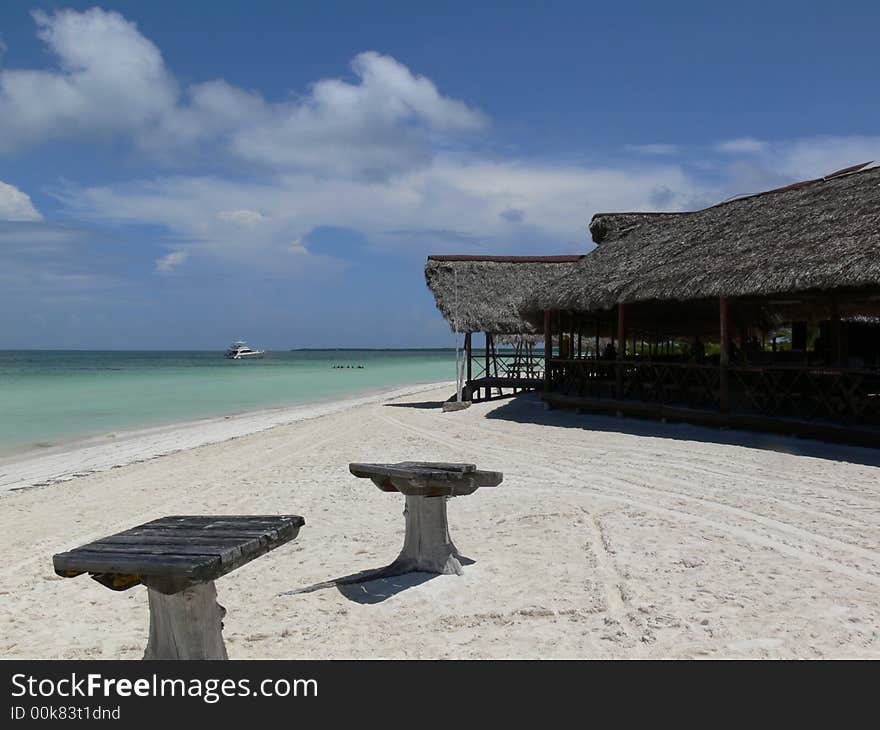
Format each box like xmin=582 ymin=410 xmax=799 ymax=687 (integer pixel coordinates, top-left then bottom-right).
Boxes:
xmin=519 ymin=162 xmax=880 ymax=445
xmin=425 ymin=254 xmax=585 ymax=400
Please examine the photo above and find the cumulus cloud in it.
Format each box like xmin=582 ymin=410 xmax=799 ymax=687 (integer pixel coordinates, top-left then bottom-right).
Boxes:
xmin=7 ymin=7 xmax=879 ymax=279
xmin=716 ymin=137 xmax=769 ymax=154
xmin=60 ymin=159 xmax=706 ymax=266
xmin=58 ymin=130 xmax=880 ymax=269
xmin=155 ymin=250 xmax=188 ymax=272
xmin=222 ymin=51 xmax=487 ymax=178
xmin=0 ymin=9 xmax=177 ymax=152
xmin=0 ymin=9 xmax=486 ymax=179
xmin=0 ymin=181 xmax=43 ymax=221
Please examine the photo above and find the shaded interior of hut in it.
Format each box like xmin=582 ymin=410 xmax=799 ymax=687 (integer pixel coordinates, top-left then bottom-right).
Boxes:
xmin=542 ymin=289 xmax=880 ymax=432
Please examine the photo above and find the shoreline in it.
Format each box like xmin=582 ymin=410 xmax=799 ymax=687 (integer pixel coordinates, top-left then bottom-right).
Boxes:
xmin=0 ymin=379 xmax=454 ymax=493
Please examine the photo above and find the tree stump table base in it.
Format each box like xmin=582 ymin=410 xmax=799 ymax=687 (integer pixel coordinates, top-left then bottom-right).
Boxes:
xmin=53 ymin=515 xmax=304 ymax=660
xmin=349 ymin=462 xmax=503 ymax=577
xmin=143 ymin=581 xmax=228 ymax=660
xmin=391 ymin=495 xmax=465 ymax=575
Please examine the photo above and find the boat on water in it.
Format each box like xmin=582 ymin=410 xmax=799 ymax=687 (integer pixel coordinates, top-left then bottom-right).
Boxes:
xmin=224 ymin=341 xmax=266 ymax=359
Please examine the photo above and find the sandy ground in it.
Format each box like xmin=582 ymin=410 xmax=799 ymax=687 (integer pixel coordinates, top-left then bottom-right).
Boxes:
xmin=1 ymin=384 xmax=878 ymax=659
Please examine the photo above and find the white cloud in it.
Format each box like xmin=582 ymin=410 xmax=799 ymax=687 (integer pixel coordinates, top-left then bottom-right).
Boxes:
xmin=59 ymin=130 xmax=880 ymax=270
xmin=0 ymin=9 xmax=177 ymax=152
xmin=217 ymin=209 xmax=267 ymax=227
xmin=0 ymin=181 xmax=43 ymax=221
xmin=716 ymin=137 xmax=769 ymax=154
xmin=707 ymin=135 xmax=880 ymax=195
xmin=155 ymin=250 xmax=188 ymax=272
xmin=60 ymin=158 xmax=706 ymax=266
xmin=0 ymin=9 xmax=486 ymax=179
xmin=623 ymin=143 xmax=679 ymax=156
xmin=772 ymin=135 xmax=880 ymax=179
xmin=224 ymin=51 xmax=487 ymax=178
xmin=7 ymin=8 xmax=879 ymax=279
xmin=289 ymin=238 xmax=308 ymax=255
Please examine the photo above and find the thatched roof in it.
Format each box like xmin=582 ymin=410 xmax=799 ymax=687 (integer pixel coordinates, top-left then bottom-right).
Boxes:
xmin=425 ymin=255 xmax=585 ymax=334
xmin=522 ymin=163 xmax=880 ymax=316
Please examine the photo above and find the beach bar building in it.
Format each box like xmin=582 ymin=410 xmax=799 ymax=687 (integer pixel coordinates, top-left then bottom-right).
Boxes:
xmin=521 ymin=163 xmax=880 ymax=446
xmin=425 ymin=254 xmax=584 ymax=400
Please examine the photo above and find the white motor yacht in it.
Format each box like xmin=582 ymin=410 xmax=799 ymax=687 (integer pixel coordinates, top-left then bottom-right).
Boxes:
xmin=224 ymin=341 xmax=265 ymax=359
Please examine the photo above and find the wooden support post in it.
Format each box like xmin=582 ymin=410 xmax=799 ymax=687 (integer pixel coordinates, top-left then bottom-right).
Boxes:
xmin=616 ymin=303 xmax=625 ymax=401
xmin=720 ymin=296 xmax=730 ymax=413
xmin=543 ymin=310 xmax=552 ymax=385
xmin=830 ymin=300 xmax=842 ymax=365
xmin=465 ymin=332 xmax=472 ymax=383
xmin=595 ymin=319 xmax=600 ymax=359
xmin=484 ymin=331 xmax=490 ymax=399
xmin=143 ymin=581 xmax=228 ymax=660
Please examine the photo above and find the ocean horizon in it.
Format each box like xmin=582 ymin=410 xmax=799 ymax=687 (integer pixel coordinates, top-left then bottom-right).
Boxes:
xmin=0 ymin=349 xmax=459 ymax=457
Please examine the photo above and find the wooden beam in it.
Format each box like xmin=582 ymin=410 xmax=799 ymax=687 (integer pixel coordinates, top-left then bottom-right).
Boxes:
xmin=830 ymin=299 xmax=842 ymax=365
xmin=484 ymin=331 xmax=490 ymax=380
xmin=543 ymin=310 xmax=552 ymax=383
xmin=720 ymin=296 xmax=729 ymax=413
xmin=465 ymin=332 xmax=472 ymax=383
xmin=616 ymin=303 xmax=625 ymax=400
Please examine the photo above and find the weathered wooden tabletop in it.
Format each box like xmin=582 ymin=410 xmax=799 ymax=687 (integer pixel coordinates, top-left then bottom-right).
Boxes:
xmin=349 ymin=461 xmax=503 ymax=496
xmin=53 ymin=515 xmax=304 ymax=592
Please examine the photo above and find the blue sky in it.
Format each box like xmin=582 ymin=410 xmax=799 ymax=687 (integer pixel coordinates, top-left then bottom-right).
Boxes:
xmin=1 ymin=1 xmax=878 ymax=348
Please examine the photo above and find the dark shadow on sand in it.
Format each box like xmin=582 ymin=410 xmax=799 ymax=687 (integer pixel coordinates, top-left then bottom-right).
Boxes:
xmin=486 ymin=392 xmax=880 ymax=468
xmin=384 ymin=401 xmax=445 ymax=409
xmin=279 ymin=556 xmax=475 ymax=605
xmin=336 ymin=571 xmax=437 ymax=604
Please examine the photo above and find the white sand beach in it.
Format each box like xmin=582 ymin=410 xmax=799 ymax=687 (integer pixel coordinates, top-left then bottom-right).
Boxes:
xmin=1 ymin=384 xmax=879 ymax=659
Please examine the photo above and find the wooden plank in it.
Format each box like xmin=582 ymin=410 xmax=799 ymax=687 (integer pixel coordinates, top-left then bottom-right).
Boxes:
xmin=74 ymin=544 xmax=260 ymax=569
xmin=113 ymin=526 xmax=288 ymax=541
xmin=143 ymin=515 xmax=303 ymax=528
xmin=53 ymin=514 xmax=305 ymax=585
xmin=350 ymin=462 xmax=478 ymax=480
xmin=95 ymin=534 xmax=267 ymax=548
xmin=349 ymin=461 xmax=503 ymax=496
xmin=395 ymin=461 xmax=476 ymax=472
xmin=53 ymin=551 xmax=220 ymax=579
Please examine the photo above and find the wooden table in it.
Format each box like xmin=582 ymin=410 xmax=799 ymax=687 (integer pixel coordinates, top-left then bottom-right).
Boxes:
xmin=53 ymin=515 xmax=304 ymax=660
xmin=349 ymin=462 xmax=502 ymax=575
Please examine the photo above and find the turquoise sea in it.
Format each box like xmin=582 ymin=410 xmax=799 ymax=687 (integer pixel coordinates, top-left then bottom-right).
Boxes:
xmin=0 ymin=350 xmax=456 ymax=457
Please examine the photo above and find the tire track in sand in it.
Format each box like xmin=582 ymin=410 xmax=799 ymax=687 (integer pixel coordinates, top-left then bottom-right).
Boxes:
xmin=375 ymin=409 xmax=880 ymax=587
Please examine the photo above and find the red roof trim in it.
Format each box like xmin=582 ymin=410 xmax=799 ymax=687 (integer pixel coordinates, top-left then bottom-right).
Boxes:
xmin=427 ymin=254 xmax=586 ymax=263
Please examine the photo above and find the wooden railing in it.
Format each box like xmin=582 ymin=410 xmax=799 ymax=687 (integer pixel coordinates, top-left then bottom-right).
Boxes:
xmin=547 ymin=359 xmax=880 ymax=425
xmin=469 ymin=351 xmax=545 ymax=381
